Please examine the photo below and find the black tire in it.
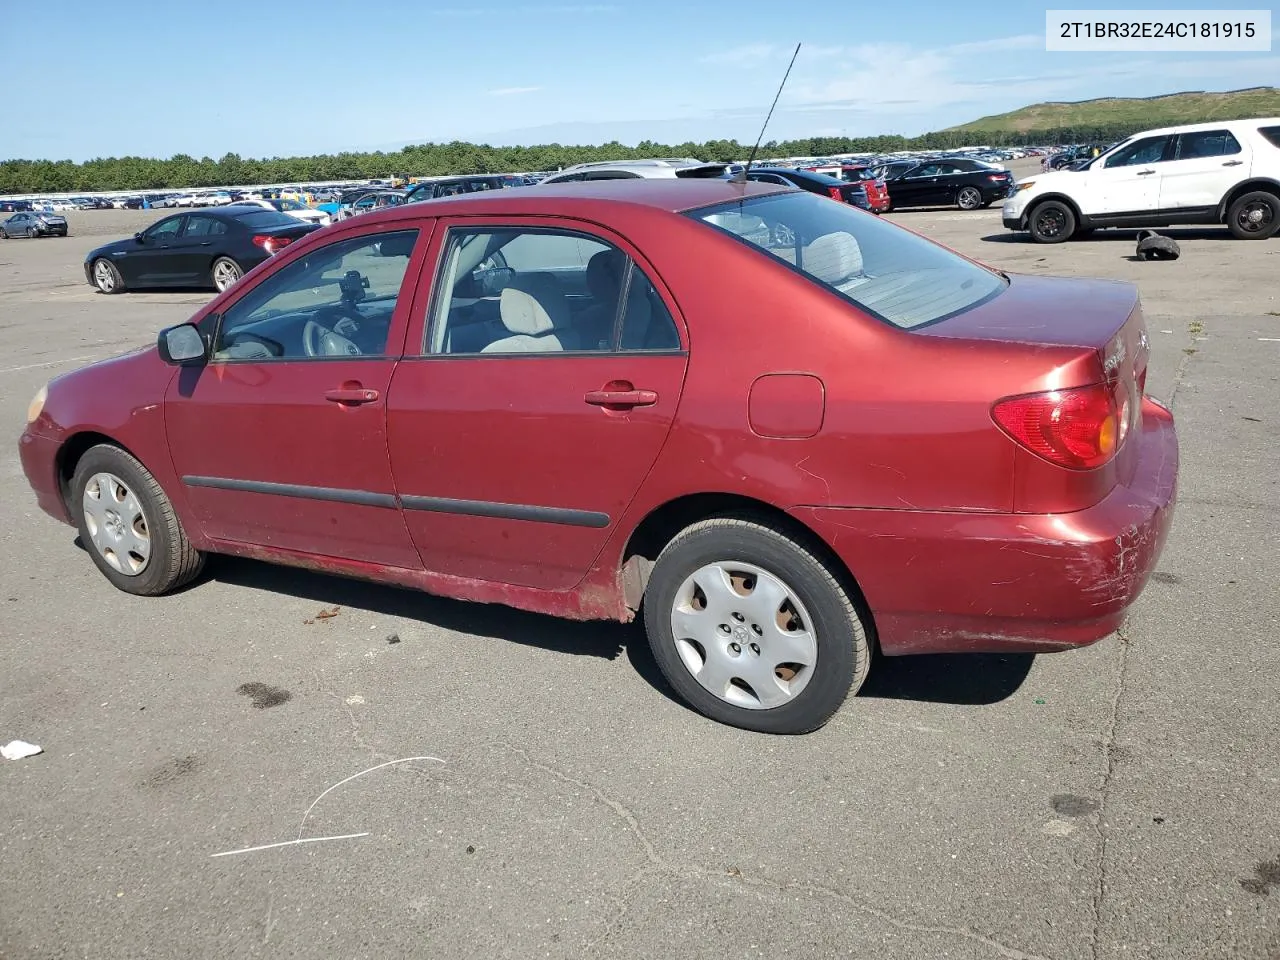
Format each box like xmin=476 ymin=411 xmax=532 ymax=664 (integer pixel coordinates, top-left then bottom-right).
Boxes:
xmin=956 ymin=186 xmax=983 ymax=211
xmin=27 ymin=226 xmax=39 ymax=239
xmin=642 ymin=517 xmax=871 ymax=734
xmin=91 ymin=257 xmax=125 ymax=294
xmin=70 ymin=444 xmax=205 ymax=596
xmin=0 ymin=228 xmax=7 ymax=239
xmin=1226 ymin=191 xmax=1279 ymax=240
xmin=211 ymin=256 xmax=243 ymax=292
xmin=1028 ymin=200 xmax=1076 ymax=243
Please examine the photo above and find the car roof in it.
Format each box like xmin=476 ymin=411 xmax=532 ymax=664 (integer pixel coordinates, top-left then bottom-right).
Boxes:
xmin=1125 ymin=116 xmax=1280 ymax=138
xmin=356 ymin=178 xmax=791 ymax=221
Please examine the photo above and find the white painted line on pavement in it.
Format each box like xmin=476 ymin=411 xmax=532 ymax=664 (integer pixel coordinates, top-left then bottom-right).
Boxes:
xmin=0 ymin=355 xmax=97 ymax=375
xmin=209 ymin=833 xmax=371 ymax=858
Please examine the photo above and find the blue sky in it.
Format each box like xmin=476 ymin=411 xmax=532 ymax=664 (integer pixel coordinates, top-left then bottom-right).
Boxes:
xmin=4 ymin=0 xmax=1277 ymax=161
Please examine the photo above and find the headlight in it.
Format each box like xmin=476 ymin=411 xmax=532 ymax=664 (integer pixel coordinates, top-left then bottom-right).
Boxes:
xmin=27 ymin=383 xmax=47 ymax=423
xmin=1015 ymin=181 xmax=1036 ymax=192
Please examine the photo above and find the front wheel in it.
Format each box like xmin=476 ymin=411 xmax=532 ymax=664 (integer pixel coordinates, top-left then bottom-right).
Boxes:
xmin=1227 ymin=191 xmax=1279 ymax=240
xmin=0 ymin=228 xmax=7 ymax=239
xmin=1028 ymin=200 xmax=1076 ymax=243
xmin=956 ymin=186 xmax=983 ymax=210
xmin=27 ymin=226 xmax=39 ymax=239
xmin=71 ymin=444 xmax=205 ymax=596
xmin=643 ymin=517 xmax=871 ymax=734
xmin=211 ymin=257 xmax=243 ymax=292
xmin=92 ymin=258 xmax=125 ymax=294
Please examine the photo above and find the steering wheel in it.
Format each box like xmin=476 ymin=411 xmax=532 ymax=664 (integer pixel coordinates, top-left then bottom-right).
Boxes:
xmin=303 ymin=305 xmax=364 ymax=357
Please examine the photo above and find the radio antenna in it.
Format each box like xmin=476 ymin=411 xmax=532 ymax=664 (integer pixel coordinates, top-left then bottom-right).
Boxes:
xmin=734 ymin=42 xmax=801 ymax=183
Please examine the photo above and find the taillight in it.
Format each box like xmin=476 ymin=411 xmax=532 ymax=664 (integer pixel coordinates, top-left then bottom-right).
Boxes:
xmin=252 ymin=234 xmax=293 ymax=255
xmin=992 ymin=384 xmax=1120 ymax=470
xmin=988 ymin=174 xmax=1009 ymax=182
xmin=827 ymin=186 xmax=843 ymax=201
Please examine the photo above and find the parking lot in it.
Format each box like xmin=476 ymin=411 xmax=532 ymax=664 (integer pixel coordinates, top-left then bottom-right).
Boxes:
xmin=1 ymin=191 xmax=1278 ymax=959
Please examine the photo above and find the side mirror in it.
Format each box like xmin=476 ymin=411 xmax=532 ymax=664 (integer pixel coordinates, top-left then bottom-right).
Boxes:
xmin=134 ymin=232 xmax=145 ymax=243
xmin=157 ymin=323 xmax=208 ymax=365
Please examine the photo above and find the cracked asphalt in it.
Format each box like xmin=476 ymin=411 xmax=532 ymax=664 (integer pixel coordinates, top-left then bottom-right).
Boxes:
xmin=1 ymin=191 xmax=1277 ymax=960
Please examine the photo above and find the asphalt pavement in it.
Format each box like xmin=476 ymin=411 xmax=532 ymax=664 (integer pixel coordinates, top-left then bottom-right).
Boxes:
xmin=0 ymin=201 xmax=1277 ymax=960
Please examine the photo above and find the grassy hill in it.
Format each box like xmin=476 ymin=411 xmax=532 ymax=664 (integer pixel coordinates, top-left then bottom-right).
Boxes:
xmin=948 ymin=87 xmax=1280 ymax=134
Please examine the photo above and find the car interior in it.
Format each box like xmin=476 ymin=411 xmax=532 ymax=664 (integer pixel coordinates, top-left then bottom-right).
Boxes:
xmin=429 ymin=229 xmax=681 ymax=354
xmin=211 ymin=230 xmax=420 ymax=361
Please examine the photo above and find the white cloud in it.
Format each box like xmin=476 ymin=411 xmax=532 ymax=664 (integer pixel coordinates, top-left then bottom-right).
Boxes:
xmin=488 ymin=86 xmax=542 ymax=97
xmin=947 ymin=34 xmax=1042 ymax=55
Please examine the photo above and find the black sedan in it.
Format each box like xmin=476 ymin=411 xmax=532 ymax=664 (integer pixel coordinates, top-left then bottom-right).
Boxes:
xmin=1 ymin=210 xmax=68 ymax=238
xmin=84 ymin=208 xmax=321 ymax=295
xmin=876 ymin=161 xmax=1014 ymax=210
xmin=731 ymin=167 xmax=879 ymax=212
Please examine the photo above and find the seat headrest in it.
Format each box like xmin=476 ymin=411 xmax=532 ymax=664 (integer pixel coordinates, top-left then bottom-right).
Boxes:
xmin=377 ymin=232 xmax=416 ymax=257
xmin=499 ymin=288 xmax=557 ymax=336
xmin=586 ymin=249 xmax=625 ymax=299
xmin=507 ymin=272 xmax=570 ymax=329
xmin=804 ymin=232 xmax=863 ymax=284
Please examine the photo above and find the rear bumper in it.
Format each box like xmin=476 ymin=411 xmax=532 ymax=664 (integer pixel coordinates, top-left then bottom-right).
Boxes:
xmin=792 ymin=397 xmax=1178 ymax=655
xmin=19 ymin=429 xmax=72 ymax=525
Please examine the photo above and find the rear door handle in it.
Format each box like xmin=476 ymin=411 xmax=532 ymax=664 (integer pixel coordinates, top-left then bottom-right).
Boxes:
xmin=324 ymin=386 xmax=380 ymax=405
xmin=1135 ymin=169 xmax=1156 ymax=176
xmin=584 ymin=387 xmax=658 ymax=409
xmin=1222 ymin=160 xmax=1244 ymax=166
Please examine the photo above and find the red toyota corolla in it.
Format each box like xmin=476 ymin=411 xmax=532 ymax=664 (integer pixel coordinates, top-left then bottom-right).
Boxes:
xmin=19 ymin=179 xmax=1178 ymax=734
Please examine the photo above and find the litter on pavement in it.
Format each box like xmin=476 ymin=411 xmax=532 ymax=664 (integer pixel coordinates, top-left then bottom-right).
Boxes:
xmin=1 ymin=740 xmax=43 ymax=760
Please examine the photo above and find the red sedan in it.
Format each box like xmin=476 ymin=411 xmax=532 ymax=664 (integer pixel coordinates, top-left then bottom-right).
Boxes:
xmin=19 ymin=179 xmax=1178 ymax=734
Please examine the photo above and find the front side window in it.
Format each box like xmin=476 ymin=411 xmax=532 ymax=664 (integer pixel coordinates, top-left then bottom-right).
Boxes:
xmin=212 ymin=229 xmax=419 ymax=361
xmin=691 ymin=191 xmax=1006 ymax=330
xmin=1103 ymin=136 xmax=1171 ymax=168
xmin=146 ymin=216 xmax=184 ymax=241
xmin=1176 ymin=130 xmax=1242 ymax=159
xmin=428 ymin=227 xmax=681 ymax=355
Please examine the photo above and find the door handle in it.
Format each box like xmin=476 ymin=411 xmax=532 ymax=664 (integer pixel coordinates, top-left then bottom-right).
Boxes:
xmin=324 ymin=386 xmax=380 ymax=405
xmin=1222 ymin=160 xmax=1243 ymax=166
xmin=584 ymin=384 xmax=658 ymax=409
xmin=199 ymin=241 xmax=212 ymax=246
xmin=1135 ymin=169 xmax=1156 ymax=176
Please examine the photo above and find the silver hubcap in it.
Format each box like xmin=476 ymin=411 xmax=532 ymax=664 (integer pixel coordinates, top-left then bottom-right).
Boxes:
xmin=670 ymin=561 xmax=817 ymax=709
xmin=960 ymin=189 xmax=980 ymax=208
xmin=213 ymin=261 xmax=240 ymax=290
xmin=93 ymin=260 xmax=114 ymax=291
xmin=82 ymin=472 xmax=150 ymax=575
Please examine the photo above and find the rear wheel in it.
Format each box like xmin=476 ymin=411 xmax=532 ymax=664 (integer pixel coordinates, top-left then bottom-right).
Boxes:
xmin=1028 ymin=200 xmax=1076 ymax=243
xmin=642 ymin=517 xmax=870 ymax=734
xmin=211 ymin=257 xmax=242 ymax=292
xmin=0 ymin=227 xmax=7 ymax=239
xmin=956 ymin=186 xmax=983 ymax=210
xmin=92 ymin=257 xmax=124 ymax=294
xmin=71 ymin=444 xmax=204 ymax=596
xmin=27 ymin=226 xmax=39 ymax=239
xmin=1227 ymin=191 xmax=1279 ymax=240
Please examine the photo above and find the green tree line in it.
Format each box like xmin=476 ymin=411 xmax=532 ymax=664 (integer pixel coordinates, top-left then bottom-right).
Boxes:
xmin=0 ymin=124 xmax=1151 ymax=194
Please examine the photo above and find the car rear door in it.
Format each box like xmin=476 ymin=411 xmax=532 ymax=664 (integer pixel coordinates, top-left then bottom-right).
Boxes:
xmin=163 ymin=221 xmax=433 ymax=567
xmin=385 ymin=217 xmax=689 ymax=590
xmin=171 ymin=214 xmax=225 ymax=284
xmin=1158 ymin=128 xmax=1251 ymax=212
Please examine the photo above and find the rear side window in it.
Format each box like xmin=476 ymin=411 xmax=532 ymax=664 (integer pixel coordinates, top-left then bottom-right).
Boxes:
xmin=1258 ymin=126 xmax=1280 ymax=149
xmin=1177 ymin=130 xmax=1241 ymax=159
xmin=691 ymin=191 xmax=1007 ymax=330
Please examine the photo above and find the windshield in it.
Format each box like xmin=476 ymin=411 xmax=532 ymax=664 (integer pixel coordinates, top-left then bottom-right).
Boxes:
xmin=689 ymin=191 xmax=1006 ymax=330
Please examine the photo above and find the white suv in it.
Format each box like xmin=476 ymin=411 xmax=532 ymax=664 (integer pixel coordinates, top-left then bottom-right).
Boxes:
xmin=1003 ymin=117 xmax=1280 ymax=242
xmin=537 ymin=158 xmax=736 ymax=183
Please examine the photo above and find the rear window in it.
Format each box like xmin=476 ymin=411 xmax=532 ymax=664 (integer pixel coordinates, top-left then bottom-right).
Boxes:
xmin=234 ymin=210 xmax=303 ymax=229
xmin=689 ymin=191 xmax=1007 ymax=330
xmin=1258 ymin=126 xmax=1280 ymax=149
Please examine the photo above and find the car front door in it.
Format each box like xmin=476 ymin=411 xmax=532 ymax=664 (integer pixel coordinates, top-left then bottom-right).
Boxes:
xmin=1080 ymin=135 xmax=1173 ymax=217
xmin=163 ymin=223 xmax=432 ymax=566
xmin=385 ymin=219 xmax=689 ymax=590
xmin=1159 ymin=129 xmax=1251 ymax=212
xmin=119 ymin=214 xmax=187 ymax=285
xmin=890 ymin=164 xmax=940 ymax=206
